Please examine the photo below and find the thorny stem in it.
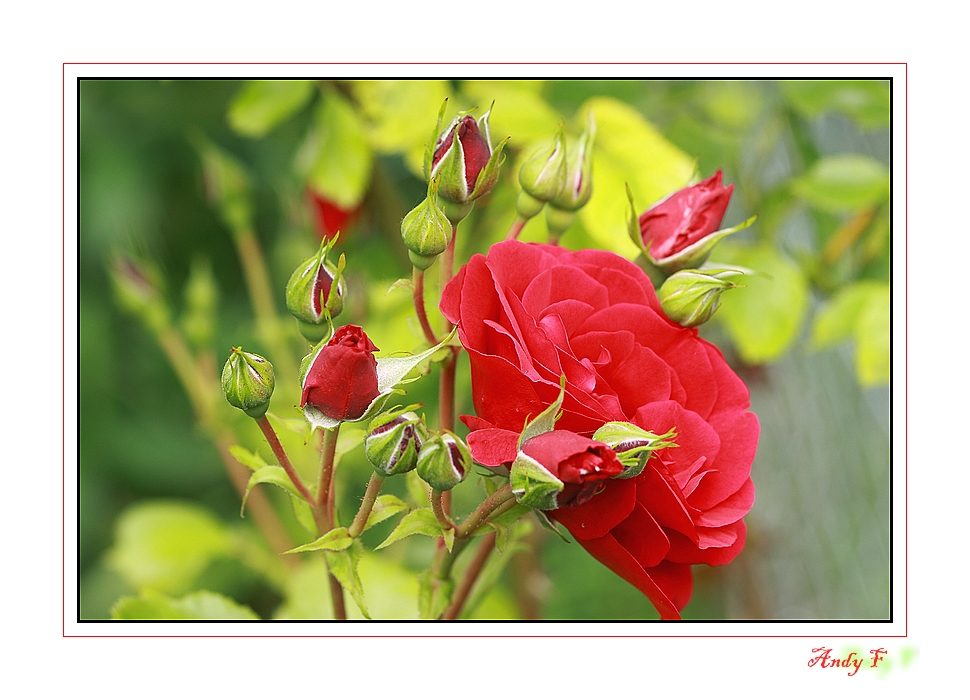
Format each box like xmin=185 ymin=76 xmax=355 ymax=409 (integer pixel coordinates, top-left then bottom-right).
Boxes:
xmin=438 ymin=225 xmax=460 ymax=517
xmin=348 ymin=473 xmax=385 ymax=539
xmin=315 ymin=425 xmax=347 ymax=620
xmin=505 ymin=217 xmax=527 ymax=241
xmin=431 ymin=489 xmax=456 ymax=531
xmin=152 ymin=326 xmax=295 ymax=560
xmin=442 ymin=531 xmax=497 ymax=620
xmin=255 ymin=415 xmax=315 ymax=504
xmin=412 ymin=267 xmax=441 ymax=347
xmin=456 ymin=483 xmax=515 ymax=539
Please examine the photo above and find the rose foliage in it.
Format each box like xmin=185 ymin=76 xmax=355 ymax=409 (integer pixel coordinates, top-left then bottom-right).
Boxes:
xmin=441 ymin=241 xmax=759 ymax=619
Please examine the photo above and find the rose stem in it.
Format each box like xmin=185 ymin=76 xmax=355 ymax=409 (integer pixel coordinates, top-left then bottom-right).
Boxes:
xmin=441 ymin=531 xmax=497 ymax=620
xmin=411 ymin=267 xmax=441 ymax=347
xmin=347 ymin=473 xmax=385 ymax=538
xmin=430 ymin=489 xmax=455 ymax=531
xmin=151 ymin=323 xmax=294 ymax=560
xmin=231 ymin=228 xmax=297 ymax=381
xmin=254 ymin=415 xmax=315 ymax=504
xmin=455 ymin=483 xmax=515 ymax=539
xmin=504 ymin=217 xmax=527 ymax=241
xmin=438 ymin=226 xmax=460 ymax=516
xmin=316 ymin=424 xmax=347 ymax=620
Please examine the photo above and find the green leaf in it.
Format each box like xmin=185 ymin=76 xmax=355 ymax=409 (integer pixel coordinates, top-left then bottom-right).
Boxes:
xmin=106 ymin=501 xmax=233 ymax=594
xmin=418 ymin=571 xmax=454 ymax=620
xmin=325 ymin=541 xmax=370 ymax=619
xmin=350 ymin=80 xmax=452 ymax=175
xmin=715 ymin=244 xmax=810 ymax=364
xmin=227 ymin=80 xmax=315 ymax=137
xmin=241 ymin=465 xmax=304 ymax=517
xmin=264 ymin=412 xmax=312 ymax=439
xmin=363 ymin=494 xmax=410 ymax=531
xmin=781 ymin=80 xmax=890 ymax=129
xmin=290 ymin=495 xmax=319 ymax=538
xmin=375 ymin=508 xmax=444 ymax=550
xmin=285 ymin=527 xmax=354 ymax=554
xmin=533 ymin=510 xmax=571 ymax=543
xmin=792 ymin=155 xmax=889 ymax=214
xmin=811 ymin=281 xmax=886 ymax=349
xmin=854 ymin=284 xmax=890 ymax=387
xmin=577 ymin=97 xmax=694 ymax=258
xmin=296 ymin=89 xmax=373 ymax=209
xmin=228 ymin=445 xmax=269 ymax=471
xmin=113 ymin=590 xmax=260 ymax=620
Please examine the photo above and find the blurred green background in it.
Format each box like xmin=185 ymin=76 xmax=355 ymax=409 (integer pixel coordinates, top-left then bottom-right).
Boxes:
xmin=79 ymin=79 xmax=891 ymax=620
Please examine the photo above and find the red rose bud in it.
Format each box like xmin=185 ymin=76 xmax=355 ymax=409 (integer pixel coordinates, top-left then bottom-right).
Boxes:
xmin=512 ymin=431 xmax=623 ymax=510
xmin=222 ymin=347 xmax=275 ymax=418
xmin=636 ymin=170 xmax=753 ymax=274
xmin=401 ymin=177 xmax=450 ymax=270
xmin=286 ymin=238 xmax=346 ymax=342
xmin=657 ymin=268 xmax=744 ymax=328
xmin=301 ymin=325 xmax=380 ymax=422
xmin=365 ymin=408 xmax=427 ymax=476
xmin=517 ymin=125 xmax=568 ymax=220
xmin=416 ymin=431 xmax=470 ymax=491
xmin=426 ymin=101 xmax=509 ymax=206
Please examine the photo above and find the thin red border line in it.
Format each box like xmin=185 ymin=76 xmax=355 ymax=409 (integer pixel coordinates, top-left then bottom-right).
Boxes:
xmin=65 ymin=69 xmax=905 ymax=637
xmin=64 ymin=61 xmax=905 ymax=66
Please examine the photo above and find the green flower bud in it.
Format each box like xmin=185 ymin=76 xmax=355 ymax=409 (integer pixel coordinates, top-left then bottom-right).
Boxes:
xmin=286 ymin=238 xmax=346 ymax=342
xmin=402 ymin=178 xmax=450 ymax=271
xmin=416 ymin=431 xmax=470 ymax=492
xmin=518 ymin=125 xmax=568 ymax=206
xmin=657 ymin=268 xmax=745 ymax=328
xmin=549 ymin=111 xmax=596 ymax=213
xmin=222 ymin=347 xmax=275 ymax=418
xmin=591 ymin=422 xmax=678 ymax=479
xmin=365 ymin=407 xmax=428 ymax=476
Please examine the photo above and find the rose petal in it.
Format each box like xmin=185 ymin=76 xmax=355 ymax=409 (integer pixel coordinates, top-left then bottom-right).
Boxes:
xmin=466 ymin=427 xmax=521 ymax=467
xmin=609 ymin=500 xmax=671 ymax=568
xmin=632 ymin=401 xmax=721 ymax=490
xmin=688 ymin=412 xmax=760 ymax=511
xmin=696 ymin=477 xmax=755 ymax=527
xmin=575 ymin=534 xmax=686 ymax=619
xmin=552 ymin=477 xmax=636 ymax=540
xmin=665 ymin=520 xmax=747 ymax=566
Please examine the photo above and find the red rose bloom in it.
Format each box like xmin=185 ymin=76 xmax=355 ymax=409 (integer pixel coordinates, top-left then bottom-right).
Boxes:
xmin=301 ymin=325 xmax=380 ymax=421
xmin=520 ymin=431 xmax=624 ymax=508
xmin=440 ymin=241 xmax=758 ymax=619
xmin=639 ymin=170 xmax=733 ymax=262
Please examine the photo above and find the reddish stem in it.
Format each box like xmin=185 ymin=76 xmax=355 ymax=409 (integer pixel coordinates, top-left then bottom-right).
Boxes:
xmin=412 ymin=267 xmax=440 ymax=347
xmin=442 ymin=531 xmax=497 ymax=620
xmin=255 ymin=415 xmax=315 ymax=504
xmin=505 ymin=217 xmax=527 ymax=241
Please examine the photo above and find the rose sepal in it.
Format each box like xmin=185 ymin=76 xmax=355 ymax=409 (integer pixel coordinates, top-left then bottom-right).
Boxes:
xmin=645 ymin=215 xmax=757 ymax=275
xmin=510 ymin=451 xmax=565 ymax=510
xmin=302 ymin=327 xmax=458 ymax=432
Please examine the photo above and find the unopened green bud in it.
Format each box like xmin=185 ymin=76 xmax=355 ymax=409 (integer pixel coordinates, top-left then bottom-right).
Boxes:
xmin=222 ymin=347 xmax=275 ymax=418
xmin=286 ymin=238 xmax=346 ymax=342
xmin=416 ymin=431 xmax=470 ymax=492
xmin=658 ymin=268 xmax=744 ymax=328
xmin=402 ymin=178 xmax=450 ymax=270
xmin=591 ymin=422 xmax=678 ymax=479
xmin=549 ymin=111 xmax=596 ymax=213
xmin=110 ymin=254 xmax=170 ymax=333
xmin=518 ymin=126 xmax=568 ymax=206
xmin=365 ymin=408 xmax=427 ymax=476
